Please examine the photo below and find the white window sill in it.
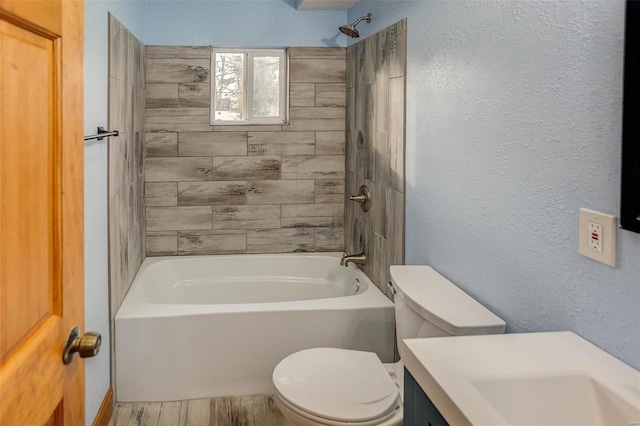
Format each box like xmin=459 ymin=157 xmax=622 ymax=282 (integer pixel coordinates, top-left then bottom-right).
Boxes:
xmin=210 ymin=120 xmax=289 ymax=126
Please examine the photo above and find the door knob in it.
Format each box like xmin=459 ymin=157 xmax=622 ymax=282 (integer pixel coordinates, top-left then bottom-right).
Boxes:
xmin=62 ymin=326 xmax=101 ymax=364
xmin=349 ymin=185 xmax=371 ymax=212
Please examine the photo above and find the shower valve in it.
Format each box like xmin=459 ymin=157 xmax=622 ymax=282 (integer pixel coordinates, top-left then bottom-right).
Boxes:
xmin=349 ymin=185 xmax=371 ymax=212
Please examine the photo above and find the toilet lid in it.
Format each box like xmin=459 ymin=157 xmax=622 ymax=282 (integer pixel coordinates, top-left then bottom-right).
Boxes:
xmin=272 ymin=348 xmax=399 ymax=423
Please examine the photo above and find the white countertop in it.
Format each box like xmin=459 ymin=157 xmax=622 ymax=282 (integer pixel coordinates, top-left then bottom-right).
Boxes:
xmin=402 ymin=331 xmax=640 ymax=426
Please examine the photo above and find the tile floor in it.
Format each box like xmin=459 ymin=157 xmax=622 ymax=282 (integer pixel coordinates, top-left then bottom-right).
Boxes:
xmin=111 ymin=395 xmax=288 ymax=426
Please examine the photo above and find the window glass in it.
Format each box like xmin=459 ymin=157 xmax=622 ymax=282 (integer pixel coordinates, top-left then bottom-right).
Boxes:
xmin=253 ymin=56 xmax=280 ymax=118
xmin=214 ymin=53 xmax=244 ymax=121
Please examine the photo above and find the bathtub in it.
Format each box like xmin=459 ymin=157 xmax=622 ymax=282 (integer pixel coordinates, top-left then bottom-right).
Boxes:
xmin=115 ymin=252 xmax=395 ymax=402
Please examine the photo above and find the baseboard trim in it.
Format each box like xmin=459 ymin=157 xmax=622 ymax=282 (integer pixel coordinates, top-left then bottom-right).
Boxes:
xmin=92 ymin=386 xmax=114 ymax=426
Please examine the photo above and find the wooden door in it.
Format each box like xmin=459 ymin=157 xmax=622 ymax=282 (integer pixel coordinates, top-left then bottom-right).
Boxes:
xmin=0 ymin=0 xmax=85 ymax=424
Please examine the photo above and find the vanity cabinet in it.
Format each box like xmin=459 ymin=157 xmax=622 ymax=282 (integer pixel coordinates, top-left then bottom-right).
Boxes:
xmin=403 ymin=368 xmax=449 ymax=426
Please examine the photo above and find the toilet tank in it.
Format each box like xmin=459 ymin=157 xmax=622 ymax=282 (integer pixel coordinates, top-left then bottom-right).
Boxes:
xmin=390 ymin=266 xmax=505 ymax=358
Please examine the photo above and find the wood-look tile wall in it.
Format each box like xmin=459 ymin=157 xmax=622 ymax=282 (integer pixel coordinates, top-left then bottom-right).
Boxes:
xmin=144 ymin=47 xmax=346 ymax=256
xmin=108 ymin=15 xmax=146 ymax=388
xmin=345 ymin=20 xmax=407 ymax=298
xmin=108 ymin=14 xmax=146 ymax=317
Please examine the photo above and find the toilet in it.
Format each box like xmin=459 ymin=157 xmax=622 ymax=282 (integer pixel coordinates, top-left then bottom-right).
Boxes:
xmin=272 ymin=265 xmax=506 ymax=426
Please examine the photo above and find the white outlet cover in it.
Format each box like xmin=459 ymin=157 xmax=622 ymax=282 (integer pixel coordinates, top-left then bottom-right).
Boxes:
xmin=579 ymin=208 xmax=617 ymax=267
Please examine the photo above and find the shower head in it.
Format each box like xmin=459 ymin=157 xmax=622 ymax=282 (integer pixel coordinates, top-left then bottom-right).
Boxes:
xmin=339 ymin=13 xmax=372 ymax=38
xmin=339 ymin=24 xmax=360 ymax=38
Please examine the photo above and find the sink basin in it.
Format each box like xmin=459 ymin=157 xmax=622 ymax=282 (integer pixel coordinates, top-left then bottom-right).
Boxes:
xmin=473 ymin=373 xmax=640 ymax=426
xmin=401 ymin=332 xmax=640 ymax=426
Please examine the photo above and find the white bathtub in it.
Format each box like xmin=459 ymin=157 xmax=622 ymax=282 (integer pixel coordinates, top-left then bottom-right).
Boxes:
xmin=115 ymin=252 xmax=395 ymax=402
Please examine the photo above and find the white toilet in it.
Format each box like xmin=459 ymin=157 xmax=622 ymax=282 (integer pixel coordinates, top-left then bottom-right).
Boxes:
xmin=272 ymin=265 xmax=506 ymax=426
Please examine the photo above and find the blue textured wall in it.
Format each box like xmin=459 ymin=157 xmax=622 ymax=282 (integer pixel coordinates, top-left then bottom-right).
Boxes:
xmin=349 ymin=0 xmax=640 ymax=370
xmin=143 ymin=0 xmax=348 ymax=47
xmin=84 ymin=1 xmax=146 ymax=423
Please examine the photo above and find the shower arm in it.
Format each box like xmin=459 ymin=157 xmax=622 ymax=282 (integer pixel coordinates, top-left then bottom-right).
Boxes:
xmin=351 ymin=14 xmax=372 ymax=28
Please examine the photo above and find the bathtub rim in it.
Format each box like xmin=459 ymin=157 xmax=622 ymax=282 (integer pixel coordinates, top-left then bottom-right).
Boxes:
xmin=115 ymin=252 xmax=393 ymax=320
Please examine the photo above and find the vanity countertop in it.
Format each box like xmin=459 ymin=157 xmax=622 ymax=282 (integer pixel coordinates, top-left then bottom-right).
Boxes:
xmin=402 ymin=331 xmax=640 ymax=426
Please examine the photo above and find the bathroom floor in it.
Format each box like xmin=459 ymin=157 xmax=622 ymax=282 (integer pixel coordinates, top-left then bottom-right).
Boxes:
xmin=111 ymin=395 xmax=288 ymax=426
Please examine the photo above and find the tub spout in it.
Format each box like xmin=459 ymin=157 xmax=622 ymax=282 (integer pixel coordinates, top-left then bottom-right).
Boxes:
xmin=340 ymin=253 xmax=366 ymax=267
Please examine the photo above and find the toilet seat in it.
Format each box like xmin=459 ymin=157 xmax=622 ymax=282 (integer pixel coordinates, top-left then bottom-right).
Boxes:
xmin=272 ymin=348 xmax=400 ymax=424
xmin=274 ymin=387 xmax=400 ymax=426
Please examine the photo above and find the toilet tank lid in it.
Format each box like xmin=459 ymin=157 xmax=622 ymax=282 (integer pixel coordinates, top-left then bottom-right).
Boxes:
xmin=390 ymin=265 xmax=506 ymax=336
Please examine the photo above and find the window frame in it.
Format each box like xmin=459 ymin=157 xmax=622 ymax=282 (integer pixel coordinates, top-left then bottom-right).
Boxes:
xmin=211 ymin=48 xmax=288 ymax=126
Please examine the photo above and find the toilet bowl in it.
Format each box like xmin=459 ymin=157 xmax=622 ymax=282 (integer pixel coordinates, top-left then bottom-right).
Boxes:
xmin=272 ymin=265 xmax=506 ymax=425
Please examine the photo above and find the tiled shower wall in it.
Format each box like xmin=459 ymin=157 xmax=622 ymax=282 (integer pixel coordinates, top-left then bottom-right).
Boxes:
xmin=108 ymin=14 xmax=146 ymax=317
xmin=108 ymin=15 xmax=146 ymax=385
xmin=144 ymin=47 xmax=346 ymax=255
xmin=345 ymin=20 xmax=406 ymax=297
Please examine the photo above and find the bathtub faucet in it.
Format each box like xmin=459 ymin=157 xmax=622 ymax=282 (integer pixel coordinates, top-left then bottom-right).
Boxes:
xmin=340 ymin=253 xmax=367 ymax=267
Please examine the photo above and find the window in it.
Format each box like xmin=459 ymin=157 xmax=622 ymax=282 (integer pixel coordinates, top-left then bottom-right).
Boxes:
xmin=211 ymin=48 xmax=288 ymax=125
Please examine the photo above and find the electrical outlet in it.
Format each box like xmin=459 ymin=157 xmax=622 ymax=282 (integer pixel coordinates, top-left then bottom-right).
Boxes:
xmin=588 ymin=221 xmax=602 ymax=251
xmin=579 ymin=208 xmax=616 ymax=267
